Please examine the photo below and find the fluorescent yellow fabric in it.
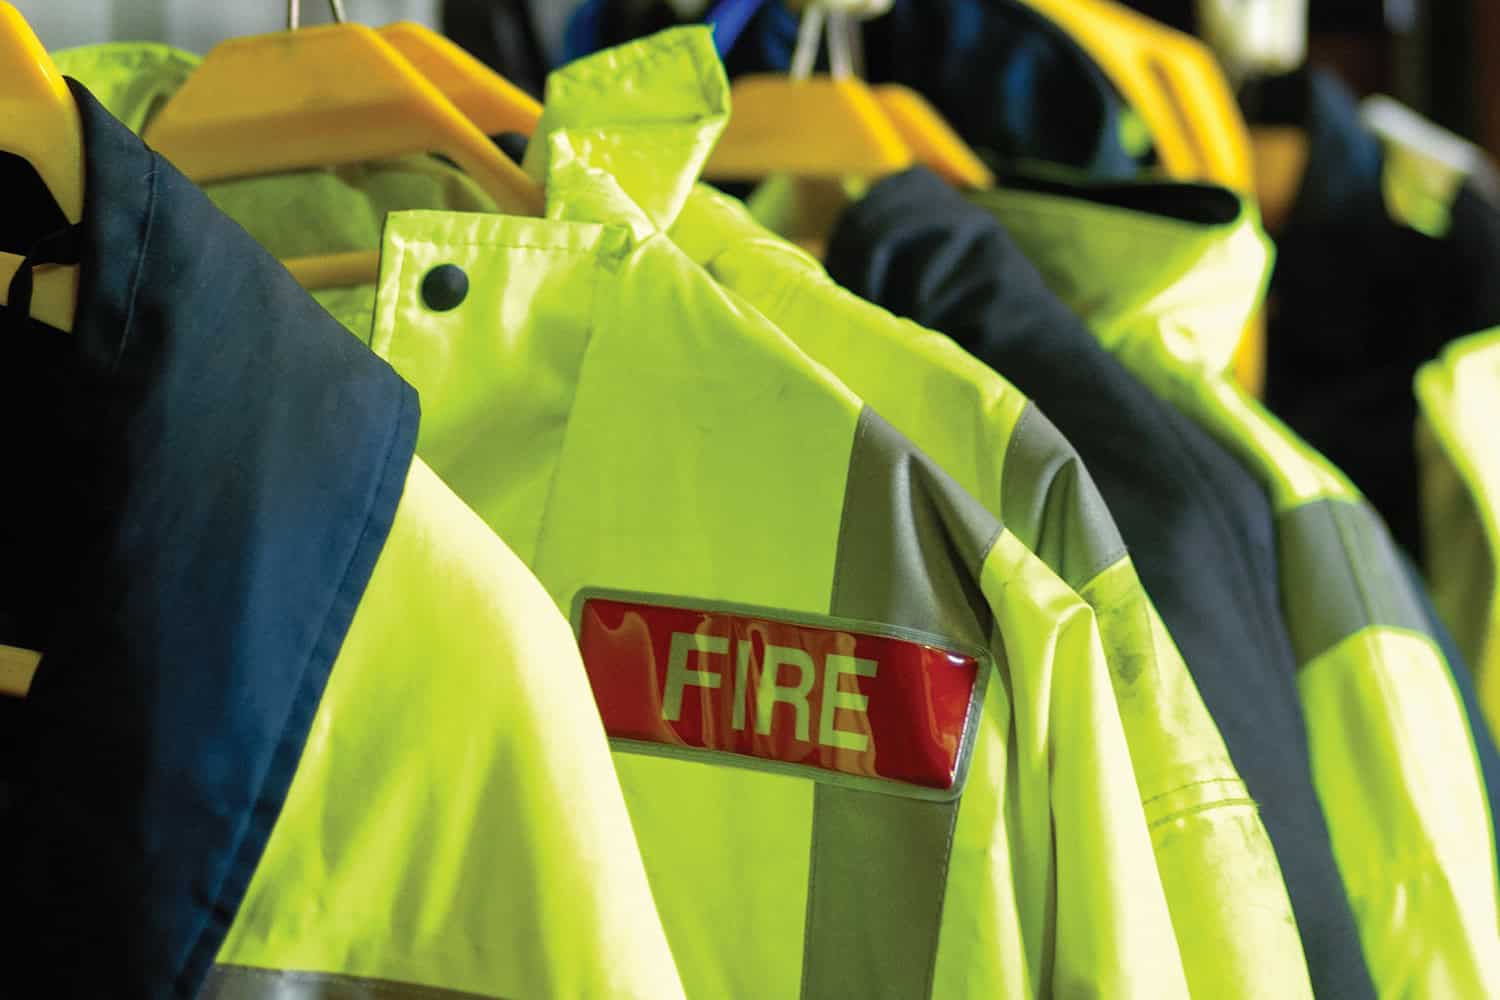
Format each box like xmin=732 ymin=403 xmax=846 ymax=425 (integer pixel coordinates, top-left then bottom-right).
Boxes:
xmin=1417 ymin=330 xmax=1500 ymax=734
xmin=52 ymin=41 xmax=198 ymax=132
xmin=219 ymin=459 xmax=686 ymax=999
xmin=366 ymin=29 xmax=1185 ymax=998
xmin=982 ymin=179 xmax=1500 ymax=997
xmin=664 ymin=187 xmax=1309 ymax=998
xmin=67 ymin=30 xmax=1193 ymax=997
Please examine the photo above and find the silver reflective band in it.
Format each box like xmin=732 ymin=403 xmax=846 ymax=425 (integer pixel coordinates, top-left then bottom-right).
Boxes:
xmin=1002 ymin=402 xmax=1128 ymax=591
xmin=801 ymin=408 xmax=1004 ymax=999
xmin=202 ymin=966 xmax=506 ymax=1000
xmin=1277 ymin=499 xmax=1430 ymax=665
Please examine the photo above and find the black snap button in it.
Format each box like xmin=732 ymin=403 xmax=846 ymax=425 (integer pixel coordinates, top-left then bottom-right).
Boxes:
xmin=421 ymin=264 xmax=469 ymax=312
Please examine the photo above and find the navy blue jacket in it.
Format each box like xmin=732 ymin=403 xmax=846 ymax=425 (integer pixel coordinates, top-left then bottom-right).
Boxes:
xmin=0 ymin=82 xmax=416 ymax=998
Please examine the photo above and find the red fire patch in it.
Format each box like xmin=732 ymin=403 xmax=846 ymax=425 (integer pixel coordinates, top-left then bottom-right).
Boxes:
xmin=576 ymin=595 xmax=983 ymax=790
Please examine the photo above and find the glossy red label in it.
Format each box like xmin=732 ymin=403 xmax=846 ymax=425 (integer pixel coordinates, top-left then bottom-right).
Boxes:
xmin=577 ymin=596 xmax=982 ymax=790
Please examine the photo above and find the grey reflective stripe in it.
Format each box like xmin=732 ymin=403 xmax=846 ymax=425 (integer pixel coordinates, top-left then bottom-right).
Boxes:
xmin=801 ymin=408 xmax=1002 ymax=1000
xmin=831 ymin=410 xmax=1000 ymax=644
xmin=200 ymin=966 xmax=504 ymax=999
xmin=1001 ymin=402 xmax=1128 ymax=590
xmin=1278 ymin=498 xmax=1431 ymax=664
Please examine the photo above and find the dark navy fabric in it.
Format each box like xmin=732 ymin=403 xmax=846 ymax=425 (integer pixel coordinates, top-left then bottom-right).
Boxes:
xmin=441 ymin=0 xmax=552 ymax=98
xmin=825 ymin=166 xmax=1378 ymax=1000
xmin=0 ymin=82 xmax=418 ymax=998
xmin=1264 ymin=69 xmax=1500 ymax=562
xmin=545 ymin=0 xmax=1145 ymax=176
xmin=0 ymin=309 xmax=70 ymax=849
xmin=1119 ymin=0 xmax=1397 ymax=33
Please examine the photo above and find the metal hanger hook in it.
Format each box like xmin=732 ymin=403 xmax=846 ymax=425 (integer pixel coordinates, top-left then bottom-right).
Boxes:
xmin=288 ymin=0 xmax=348 ymax=30
xmin=789 ymin=4 xmax=826 ymax=81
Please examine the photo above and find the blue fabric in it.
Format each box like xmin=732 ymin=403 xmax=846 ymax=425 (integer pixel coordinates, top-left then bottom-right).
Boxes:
xmin=825 ymin=166 xmax=1378 ymax=1000
xmin=0 ymin=81 xmax=418 ymax=998
xmin=562 ymin=0 xmax=608 ymax=64
xmin=576 ymin=0 xmax=1145 ymax=177
xmin=706 ymin=0 xmax=773 ymax=56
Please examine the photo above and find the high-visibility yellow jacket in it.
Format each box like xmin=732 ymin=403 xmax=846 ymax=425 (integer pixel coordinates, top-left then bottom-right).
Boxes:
xmin=981 ymin=174 xmax=1500 ymax=997
xmin=1417 ymin=329 xmax=1500 ymax=735
xmin=58 ymin=30 xmax=1191 ymax=999
xmin=531 ymin=40 xmax=1307 ymax=993
xmin=670 ymin=192 xmax=1307 ymax=999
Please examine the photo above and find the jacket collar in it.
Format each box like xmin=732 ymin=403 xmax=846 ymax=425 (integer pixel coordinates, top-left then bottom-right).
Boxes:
xmin=974 ymin=176 xmax=1272 ymax=378
xmin=3 ymin=80 xmax=417 ymax=997
xmin=523 ymin=25 xmax=729 ymax=240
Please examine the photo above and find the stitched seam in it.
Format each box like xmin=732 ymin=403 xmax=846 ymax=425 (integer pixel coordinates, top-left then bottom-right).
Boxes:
xmin=1149 ymin=798 xmax=1258 ymax=830
xmin=1140 ymin=775 xmax=1248 ymax=807
xmin=113 ymin=161 xmax=159 ymax=372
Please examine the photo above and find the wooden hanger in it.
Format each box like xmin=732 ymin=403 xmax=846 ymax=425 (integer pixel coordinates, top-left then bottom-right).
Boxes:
xmin=144 ymin=8 xmax=544 ymax=290
xmin=0 ymin=1 xmax=83 ymax=335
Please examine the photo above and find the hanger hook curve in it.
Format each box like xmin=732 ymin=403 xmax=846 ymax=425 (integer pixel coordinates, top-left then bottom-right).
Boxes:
xmin=288 ymin=0 xmax=347 ymax=30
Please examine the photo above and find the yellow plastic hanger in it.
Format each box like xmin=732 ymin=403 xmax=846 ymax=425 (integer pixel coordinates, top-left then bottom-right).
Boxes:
xmin=378 ymin=21 xmax=542 ymax=137
xmin=0 ymin=1 xmax=83 ymax=336
xmin=872 ymin=86 xmax=994 ymax=189
xmin=708 ymin=75 xmax=911 ymax=180
xmin=1022 ymin=0 xmax=1253 ymax=190
xmin=710 ymin=4 xmax=989 ymax=187
xmin=328 ymin=20 xmax=543 ymax=286
xmin=1251 ymin=125 xmax=1309 ymax=234
xmin=708 ymin=4 xmax=912 ymax=180
xmin=144 ymin=5 xmax=543 ymax=289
